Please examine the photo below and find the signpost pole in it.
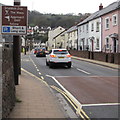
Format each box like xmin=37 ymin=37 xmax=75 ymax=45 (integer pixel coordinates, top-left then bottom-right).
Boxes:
xmin=13 ymin=0 xmax=21 ymax=85
xmin=1 ymin=1 xmax=27 ymax=85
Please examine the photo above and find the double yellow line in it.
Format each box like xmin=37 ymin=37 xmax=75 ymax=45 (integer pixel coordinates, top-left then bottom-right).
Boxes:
xmin=51 ymin=85 xmax=90 ymax=120
xmin=21 ymin=68 xmax=90 ymax=120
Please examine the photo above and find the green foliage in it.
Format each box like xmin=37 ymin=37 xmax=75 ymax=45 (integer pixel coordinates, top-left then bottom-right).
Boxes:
xmin=28 ymin=10 xmax=91 ymax=29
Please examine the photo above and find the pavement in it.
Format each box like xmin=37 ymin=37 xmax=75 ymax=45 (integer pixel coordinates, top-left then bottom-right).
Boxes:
xmin=9 ymin=69 xmax=67 ymax=118
xmin=72 ymin=56 xmax=119 ymax=69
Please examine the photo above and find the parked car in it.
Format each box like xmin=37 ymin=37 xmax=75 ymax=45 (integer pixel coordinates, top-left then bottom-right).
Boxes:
xmin=46 ymin=49 xmax=72 ymax=68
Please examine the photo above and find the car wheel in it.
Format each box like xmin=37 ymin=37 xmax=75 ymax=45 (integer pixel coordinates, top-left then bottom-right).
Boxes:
xmin=46 ymin=60 xmax=49 ymax=66
xmin=49 ymin=62 xmax=53 ymax=68
xmin=67 ymin=62 xmax=71 ymax=68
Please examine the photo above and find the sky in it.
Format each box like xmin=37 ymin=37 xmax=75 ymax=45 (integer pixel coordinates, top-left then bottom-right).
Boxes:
xmin=0 ymin=0 xmax=117 ymax=14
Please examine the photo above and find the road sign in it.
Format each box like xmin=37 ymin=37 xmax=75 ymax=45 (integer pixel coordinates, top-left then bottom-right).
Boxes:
xmin=1 ymin=6 xmax=27 ymax=35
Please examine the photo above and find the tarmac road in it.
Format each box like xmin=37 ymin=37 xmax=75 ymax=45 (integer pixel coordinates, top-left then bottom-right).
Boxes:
xmin=21 ymin=52 xmax=119 ymax=119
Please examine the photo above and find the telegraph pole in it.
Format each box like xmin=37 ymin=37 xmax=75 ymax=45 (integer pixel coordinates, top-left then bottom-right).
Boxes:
xmin=13 ymin=0 xmax=21 ymax=85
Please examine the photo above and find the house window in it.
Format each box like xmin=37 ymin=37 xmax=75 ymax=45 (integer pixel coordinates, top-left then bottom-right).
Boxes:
xmin=83 ymin=25 xmax=84 ymax=32
xmin=86 ymin=24 xmax=88 ymax=33
xmin=105 ymin=17 xmax=110 ymax=29
xmin=80 ymin=27 xmax=81 ymax=33
xmin=91 ymin=23 xmax=94 ymax=31
xmin=106 ymin=37 xmax=109 ymax=49
xmin=96 ymin=38 xmax=99 ymax=49
xmin=68 ymin=33 xmax=70 ymax=39
xmin=112 ymin=14 xmax=117 ymax=26
xmin=74 ymin=31 xmax=76 ymax=36
xmin=96 ymin=22 xmax=99 ymax=32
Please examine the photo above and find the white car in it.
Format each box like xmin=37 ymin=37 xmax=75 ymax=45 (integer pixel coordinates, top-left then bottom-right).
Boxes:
xmin=46 ymin=49 xmax=72 ymax=68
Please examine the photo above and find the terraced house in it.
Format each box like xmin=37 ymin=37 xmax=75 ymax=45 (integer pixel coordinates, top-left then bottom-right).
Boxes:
xmin=101 ymin=1 xmax=120 ymax=53
xmin=77 ymin=0 xmax=120 ymax=53
xmin=47 ymin=26 xmax=65 ymax=50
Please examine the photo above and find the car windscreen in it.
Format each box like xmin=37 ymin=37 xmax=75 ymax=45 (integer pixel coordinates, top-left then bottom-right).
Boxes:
xmin=53 ymin=50 xmax=68 ymax=54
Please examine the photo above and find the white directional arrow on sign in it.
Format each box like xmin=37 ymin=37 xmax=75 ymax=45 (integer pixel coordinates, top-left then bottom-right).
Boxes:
xmin=5 ymin=16 xmax=10 ymax=21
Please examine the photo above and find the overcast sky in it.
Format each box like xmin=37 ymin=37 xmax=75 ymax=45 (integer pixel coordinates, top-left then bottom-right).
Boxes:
xmin=0 ymin=0 xmax=117 ymax=14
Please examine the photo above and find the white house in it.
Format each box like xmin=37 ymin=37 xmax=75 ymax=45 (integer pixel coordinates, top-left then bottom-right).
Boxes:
xmin=77 ymin=4 xmax=103 ymax=52
xmin=77 ymin=21 xmax=89 ymax=51
xmin=88 ymin=17 xmax=102 ymax=52
xmin=47 ymin=26 xmax=65 ymax=50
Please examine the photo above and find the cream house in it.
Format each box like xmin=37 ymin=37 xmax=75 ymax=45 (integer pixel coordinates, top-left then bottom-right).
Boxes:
xmin=47 ymin=26 xmax=65 ymax=50
xmin=60 ymin=31 xmax=69 ymax=49
xmin=66 ymin=25 xmax=78 ymax=50
xmin=53 ymin=30 xmax=66 ymax=49
xmin=52 ymin=25 xmax=78 ymax=50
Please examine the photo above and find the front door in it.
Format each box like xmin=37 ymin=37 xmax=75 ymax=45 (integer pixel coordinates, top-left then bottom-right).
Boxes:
xmin=113 ymin=38 xmax=116 ymax=53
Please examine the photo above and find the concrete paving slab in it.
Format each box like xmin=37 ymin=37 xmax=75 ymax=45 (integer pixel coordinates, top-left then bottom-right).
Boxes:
xmin=9 ymin=71 xmax=67 ymax=118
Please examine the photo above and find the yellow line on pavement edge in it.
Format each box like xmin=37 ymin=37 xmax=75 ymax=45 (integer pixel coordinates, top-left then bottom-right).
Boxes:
xmin=51 ymin=85 xmax=90 ymax=120
xmin=21 ymin=68 xmax=48 ymax=87
xmin=21 ymin=68 xmax=90 ymax=119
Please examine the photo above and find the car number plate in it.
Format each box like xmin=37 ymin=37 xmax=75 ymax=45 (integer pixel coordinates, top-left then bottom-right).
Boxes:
xmin=58 ymin=57 xmax=64 ymax=58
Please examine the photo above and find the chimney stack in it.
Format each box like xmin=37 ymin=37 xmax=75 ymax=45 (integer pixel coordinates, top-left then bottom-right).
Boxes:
xmin=99 ymin=3 xmax=103 ymax=10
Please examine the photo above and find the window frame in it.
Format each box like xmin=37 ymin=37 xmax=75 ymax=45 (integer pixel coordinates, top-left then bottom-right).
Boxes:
xmin=96 ymin=38 xmax=100 ymax=49
xmin=112 ymin=14 xmax=117 ymax=26
xmin=96 ymin=22 xmax=99 ymax=32
xmin=105 ymin=37 xmax=110 ymax=49
xmin=91 ymin=23 xmax=94 ymax=31
xmin=86 ymin=24 xmax=89 ymax=33
xmin=105 ymin=17 xmax=110 ymax=30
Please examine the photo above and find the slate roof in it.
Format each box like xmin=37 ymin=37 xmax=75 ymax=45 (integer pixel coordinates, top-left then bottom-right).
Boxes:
xmin=66 ymin=25 xmax=77 ymax=33
xmin=53 ymin=30 xmax=66 ymax=39
xmin=77 ymin=1 xmax=120 ymax=26
xmin=60 ymin=25 xmax=78 ymax=36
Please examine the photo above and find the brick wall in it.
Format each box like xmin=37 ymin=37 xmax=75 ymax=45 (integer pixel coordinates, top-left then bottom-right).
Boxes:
xmin=93 ymin=52 xmax=107 ymax=62
xmin=114 ymin=53 xmax=120 ymax=64
xmin=2 ymin=44 xmax=15 ymax=118
xmin=69 ymin=50 xmax=119 ymax=64
xmin=69 ymin=50 xmax=90 ymax=58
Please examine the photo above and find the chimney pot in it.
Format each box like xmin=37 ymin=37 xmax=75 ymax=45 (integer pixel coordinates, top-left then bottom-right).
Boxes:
xmin=99 ymin=3 xmax=103 ymax=10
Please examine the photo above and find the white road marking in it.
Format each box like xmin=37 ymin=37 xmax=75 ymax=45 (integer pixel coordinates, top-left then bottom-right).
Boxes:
xmin=82 ymin=103 xmax=120 ymax=107
xmin=39 ymin=72 xmax=41 ymax=75
xmin=37 ymin=69 xmax=39 ymax=72
xmin=77 ymin=68 xmax=91 ymax=75
xmin=41 ymin=76 xmax=44 ymax=80
xmin=46 ymin=74 xmax=82 ymax=110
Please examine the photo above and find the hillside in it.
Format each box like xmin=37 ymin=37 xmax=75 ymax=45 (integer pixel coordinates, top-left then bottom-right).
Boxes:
xmin=28 ymin=10 xmax=91 ymax=29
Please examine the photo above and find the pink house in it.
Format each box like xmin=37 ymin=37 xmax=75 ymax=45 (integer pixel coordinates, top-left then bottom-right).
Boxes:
xmin=101 ymin=1 xmax=119 ymax=53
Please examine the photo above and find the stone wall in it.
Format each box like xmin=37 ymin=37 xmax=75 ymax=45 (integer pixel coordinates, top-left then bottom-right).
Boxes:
xmin=0 ymin=43 xmax=2 ymax=120
xmin=2 ymin=43 xmax=15 ymax=118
